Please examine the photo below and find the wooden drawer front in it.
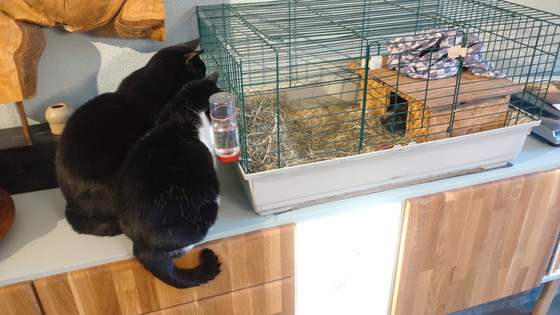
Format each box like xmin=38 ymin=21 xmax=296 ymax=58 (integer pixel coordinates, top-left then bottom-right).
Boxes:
xmin=0 ymin=281 xmax=42 ymax=315
xmin=392 ymin=169 xmax=560 ymax=315
xmin=147 ymin=277 xmax=295 ymax=315
xmin=34 ymin=224 xmax=294 ymax=315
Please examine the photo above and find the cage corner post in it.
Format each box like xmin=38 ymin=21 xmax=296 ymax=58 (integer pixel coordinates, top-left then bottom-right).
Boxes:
xmin=358 ymin=43 xmax=372 ymax=154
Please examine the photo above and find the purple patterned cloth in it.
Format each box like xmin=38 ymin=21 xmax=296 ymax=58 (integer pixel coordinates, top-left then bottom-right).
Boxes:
xmin=387 ymin=29 xmax=505 ymax=79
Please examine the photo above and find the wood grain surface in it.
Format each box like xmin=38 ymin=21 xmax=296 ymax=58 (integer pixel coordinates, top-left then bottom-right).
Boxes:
xmin=89 ymin=0 xmax=165 ymax=41
xmin=392 ymin=169 xmax=560 ymax=315
xmin=147 ymin=277 xmax=295 ymax=315
xmin=417 ymin=95 xmax=509 ymax=142
xmin=348 ymin=59 xmax=523 ymax=109
xmin=0 ymin=0 xmax=125 ymax=32
xmin=0 ymin=281 xmax=42 ymax=315
xmin=0 ymin=13 xmax=45 ymax=103
xmin=533 ymin=278 xmax=560 ymax=315
xmin=34 ymin=224 xmax=295 ymax=315
xmin=1 ymin=0 xmax=165 ymax=40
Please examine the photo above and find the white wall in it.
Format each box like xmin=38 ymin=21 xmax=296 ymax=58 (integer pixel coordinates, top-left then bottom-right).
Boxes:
xmin=0 ymin=0 xmax=237 ymax=128
xmin=508 ymin=0 xmax=560 ymax=14
xmin=1 ymin=0 xmax=558 ymax=129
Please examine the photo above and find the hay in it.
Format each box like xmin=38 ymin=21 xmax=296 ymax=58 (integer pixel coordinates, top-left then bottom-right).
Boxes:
xmin=239 ymin=88 xmax=537 ymax=173
xmin=242 ymin=89 xmax=410 ymax=173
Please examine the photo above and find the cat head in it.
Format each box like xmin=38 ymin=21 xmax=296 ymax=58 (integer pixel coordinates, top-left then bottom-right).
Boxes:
xmin=184 ymin=72 xmax=221 ymax=111
xmin=179 ymin=39 xmax=207 ymax=80
xmin=177 ymin=39 xmax=200 ymax=50
xmin=156 ymin=72 xmax=221 ymax=124
xmin=149 ymin=40 xmax=207 ymax=82
xmin=205 ymin=71 xmax=219 ymax=84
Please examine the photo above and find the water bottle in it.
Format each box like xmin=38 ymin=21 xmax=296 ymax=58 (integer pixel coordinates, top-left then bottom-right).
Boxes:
xmin=209 ymin=92 xmax=240 ymax=162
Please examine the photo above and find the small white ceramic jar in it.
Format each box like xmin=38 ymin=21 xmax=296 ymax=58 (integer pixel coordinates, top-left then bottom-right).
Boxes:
xmin=45 ymin=103 xmax=74 ymax=135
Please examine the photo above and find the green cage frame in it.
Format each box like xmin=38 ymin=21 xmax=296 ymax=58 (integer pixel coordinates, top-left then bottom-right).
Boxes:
xmin=198 ymin=0 xmax=560 ymax=174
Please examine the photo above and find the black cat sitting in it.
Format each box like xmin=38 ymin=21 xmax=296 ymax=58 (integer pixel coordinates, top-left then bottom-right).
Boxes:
xmin=119 ymin=72 xmax=221 ymax=288
xmin=56 ymin=41 xmax=221 ymax=288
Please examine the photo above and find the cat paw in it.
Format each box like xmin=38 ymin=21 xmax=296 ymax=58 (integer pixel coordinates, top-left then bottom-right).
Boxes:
xmin=199 ymin=248 xmax=221 ymax=281
xmin=169 ymin=248 xmax=222 ymax=288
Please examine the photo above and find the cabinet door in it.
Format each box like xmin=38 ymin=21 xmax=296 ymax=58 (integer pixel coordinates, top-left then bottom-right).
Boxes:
xmin=146 ymin=277 xmax=295 ymax=315
xmin=392 ymin=169 xmax=560 ymax=315
xmin=34 ymin=224 xmax=294 ymax=315
xmin=0 ymin=281 xmax=42 ymax=315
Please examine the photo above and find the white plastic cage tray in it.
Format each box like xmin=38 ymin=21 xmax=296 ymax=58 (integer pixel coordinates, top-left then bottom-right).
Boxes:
xmin=236 ymin=119 xmax=540 ymax=216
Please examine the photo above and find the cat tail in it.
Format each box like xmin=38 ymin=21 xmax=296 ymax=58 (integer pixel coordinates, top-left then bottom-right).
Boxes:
xmin=134 ymin=247 xmax=221 ymax=289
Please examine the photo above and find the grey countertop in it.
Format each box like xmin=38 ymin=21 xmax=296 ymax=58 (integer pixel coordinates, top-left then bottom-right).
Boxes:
xmin=1 ymin=134 xmax=559 ymax=287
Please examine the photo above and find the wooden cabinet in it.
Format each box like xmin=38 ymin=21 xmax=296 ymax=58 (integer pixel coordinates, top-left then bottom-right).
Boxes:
xmin=3 ymin=169 xmax=560 ymax=315
xmin=147 ymin=277 xmax=295 ymax=315
xmin=0 ymin=281 xmax=42 ymax=315
xmin=2 ymin=224 xmax=294 ymax=315
xmin=391 ymin=169 xmax=560 ymax=315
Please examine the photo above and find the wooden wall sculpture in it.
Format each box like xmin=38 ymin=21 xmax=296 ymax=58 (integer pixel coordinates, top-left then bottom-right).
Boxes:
xmin=0 ymin=0 xmax=165 ymax=143
xmin=0 ymin=0 xmax=165 ymax=41
xmin=0 ymin=12 xmax=45 ymax=104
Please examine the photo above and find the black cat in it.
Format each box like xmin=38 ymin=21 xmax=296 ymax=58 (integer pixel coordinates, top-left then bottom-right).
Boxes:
xmin=56 ymin=40 xmax=221 ymax=288
xmin=118 ymin=72 xmax=221 ymax=288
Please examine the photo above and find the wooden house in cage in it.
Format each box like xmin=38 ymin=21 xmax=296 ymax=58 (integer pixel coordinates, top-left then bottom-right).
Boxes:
xmin=197 ymin=0 xmax=560 ymax=215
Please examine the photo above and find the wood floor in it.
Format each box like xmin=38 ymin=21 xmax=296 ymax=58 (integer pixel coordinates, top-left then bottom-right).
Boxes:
xmin=451 ymin=284 xmax=560 ymax=315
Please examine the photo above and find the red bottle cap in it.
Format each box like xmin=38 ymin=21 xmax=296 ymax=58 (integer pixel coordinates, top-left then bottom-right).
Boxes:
xmin=217 ymin=152 xmax=240 ymax=162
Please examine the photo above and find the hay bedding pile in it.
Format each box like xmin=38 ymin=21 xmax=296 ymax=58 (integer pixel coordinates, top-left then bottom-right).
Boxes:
xmin=243 ymin=90 xmax=410 ymax=173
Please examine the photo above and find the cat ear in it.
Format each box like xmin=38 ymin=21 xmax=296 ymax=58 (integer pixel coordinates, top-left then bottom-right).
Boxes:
xmin=205 ymin=71 xmax=219 ymax=83
xmin=179 ymin=39 xmax=200 ymax=50
xmin=185 ymin=51 xmax=204 ymax=64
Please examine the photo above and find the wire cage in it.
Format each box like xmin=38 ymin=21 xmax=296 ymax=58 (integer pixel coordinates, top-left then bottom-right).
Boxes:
xmin=198 ymin=0 xmax=559 ymax=173
xmin=197 ymin=0 xmax=559 ymax=213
